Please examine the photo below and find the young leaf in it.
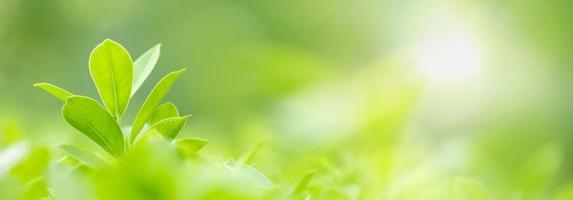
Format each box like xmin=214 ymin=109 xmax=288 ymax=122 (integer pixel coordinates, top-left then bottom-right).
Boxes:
xmin=148 ymin=102 xmax=179 ymax=125
xmin=57 ymin=145 xmax=107 ymax=168
xmin=293 ymin=171 xmax=315 ymax=195
xmin=132 ymin=44 xmax=161 ymax=97
xmin=143 ymin=115 xmax=190 ymax=140
xmin=89 ymin=39 xmax=133 ymax=118
xmin=62 ymin=96 xmax=125 ymax=157
xmin=174 ymin=137 xmax=209 ymax=156
xmin=33 ymin=83 xmax=74 ymax=102
xmin=130 ymin=69 xmax=186 ymax=141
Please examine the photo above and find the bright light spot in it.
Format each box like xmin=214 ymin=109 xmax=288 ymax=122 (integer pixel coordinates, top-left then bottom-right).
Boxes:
xmin=416 ymin=29 xmax=482 ymax=81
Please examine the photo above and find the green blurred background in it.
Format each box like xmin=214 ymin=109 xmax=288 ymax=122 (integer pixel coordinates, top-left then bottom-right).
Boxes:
xmin=2 ymin=0 xmax=573 ymax=198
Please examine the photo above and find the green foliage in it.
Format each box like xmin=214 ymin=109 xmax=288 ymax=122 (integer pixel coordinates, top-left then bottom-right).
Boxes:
xmin=34 ymin=39 xmax=192 ymax=159
xmin=142 ymin=116 xmax=190 ymax=140
xmin=129 ymin=69 xmax=186 ymax=142
xmin=292 ymin=171 xmax=315 ymax=197
xmin=148 ymin=102 xmax=179 ymax=125
xmin=26 ymin=39 xmax=327 ymax=199
xmin=174 ymin=137 xmax=209 ymax=157
xmin=57 ymin=145 xmax=107 ymax=169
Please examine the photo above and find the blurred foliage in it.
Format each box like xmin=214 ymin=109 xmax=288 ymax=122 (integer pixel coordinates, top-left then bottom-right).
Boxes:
xmin=2 ymin=0 xmax=573 ymax=199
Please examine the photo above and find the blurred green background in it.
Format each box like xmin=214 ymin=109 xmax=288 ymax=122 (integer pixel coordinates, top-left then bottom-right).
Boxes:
xmin=2 ymin=0 xmax=573 ymax=199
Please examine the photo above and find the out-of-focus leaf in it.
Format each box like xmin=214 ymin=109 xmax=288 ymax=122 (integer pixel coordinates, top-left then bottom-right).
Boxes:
xmin=9 ymin=147 xmax=50 ymax=182
xmin=224 ymin=161 xmax=275 ymax=189
xmin=33 ymin=83 xmax=74 ymax=102
xmin=0 ymin=142 xmax=29 ymax=176
xmin=89 ymin=39 xmax=133 ymax=118
xmin=56 ymin=156 xmax=80 ymax=166
xmin=239 ymin=142 xmax=264 ymax=165
xmin=48 ymin=164 xmax=97 ymax=200
xmin=132 ymin=44 xmax=161 ymax=97
xmin=0 ymin=175 xmax=24 ymax=200
xmin=142 ymin=116 xmax=190 ymax=140
xmin=175 ymin=137 xmax=209 ymax=157
xmin=62 ymin=96 xmax=125 ymax=157
xmin=23 ymin=177 xmax=49 ymax=200
xmin=130 ymin=69 xmax=186 ymax=141
xmin=57 ymin=145 xmax=107 ymax=168
xmin=148 ymin=102 xmax=179 ymax=125
xmin=1 ymin=121 xmax=23 ymax=146
xmin=518 ymin=144 xmax=562 ymax=191
xmin=293 ymin=171 xmax=315 ymax=195
xmin=453 ymin=177 xmax=491 ymax=200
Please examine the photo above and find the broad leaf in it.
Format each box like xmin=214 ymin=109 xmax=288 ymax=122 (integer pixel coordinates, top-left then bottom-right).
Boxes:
xmin=148 ymin=102 xmax=179 ymax=125
xmin=132 ymin=44 xmax=161 ymax=97
xmin=33 ymin=83 xmax=74 ymax=101
xmin=175 ymin=137 xmax=209 ymax=156
xmin=62 ymin=96 xmax=125 ymax=157
xmin=89 ymin=39 xmax=133 ymax=118
xmin=143 ymin=115 xmax=190 ymax=140
xmin=130 ymin=69 xmax=186 ymax=141
xmin=58 ymin=144 xmax=107 ymax=168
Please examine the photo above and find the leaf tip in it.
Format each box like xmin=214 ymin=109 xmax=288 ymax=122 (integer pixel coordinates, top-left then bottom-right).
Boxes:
xmin=177 ymin=68 xmax=187 ymax=73
xmin=32 ymin=83 xmax=44 ymax=88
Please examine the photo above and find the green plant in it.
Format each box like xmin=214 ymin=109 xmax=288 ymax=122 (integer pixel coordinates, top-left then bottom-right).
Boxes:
xmin=34 ymin=39 xmax=207 ymax=164
xmin=25 ymin=39 xmax=333 ymax=200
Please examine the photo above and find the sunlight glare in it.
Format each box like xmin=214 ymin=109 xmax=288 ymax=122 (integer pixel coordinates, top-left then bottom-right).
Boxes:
xmin=416 ymin=28 xmax=482 ymax=81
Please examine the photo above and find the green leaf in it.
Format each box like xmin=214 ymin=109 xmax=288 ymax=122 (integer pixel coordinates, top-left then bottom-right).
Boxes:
xmin=148 ymin=102 xmax=179 ymax=125
xmin=293 ymin=171 xmax=315 ymax=195
xmin=56 ymin=155 xmax=81 ymax=166
xmin=89 ymin=39 xmax=133 ymax=118
xmin=0 ymin=142 xmax=30 ymax=176
xmin=240 ymin=142 xmax=264 ymax=165
xmin=175 ymin=137 xmax=209 ymax=156
xmin=33 ymin=83 xmax=74 ymax=102
xmin=130 ymin=69 xmax=186 ymax=141
xmin=132 ymin=44 xmax=161 ymax=97
xmin=57 ymin=144 xmax=107 ymax=168
xmin=62 ymin=96 xmax=125 ymax=157
xmin=143 ymin=115 xmax=190 ymax=140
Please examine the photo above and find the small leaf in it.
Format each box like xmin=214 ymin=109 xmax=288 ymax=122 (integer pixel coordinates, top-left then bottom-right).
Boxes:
xmin=57 ymin=145 xmax=107 ymax=168
xmin=240 ymin=142 xmax=264 ymax=165
xmin=143 ymin=115 xmax=190 ymax=140
xmin=175 ymin=137 xmax=209 ymax=156
xmin=89 ymin=39 xmax=133 ymax=118
xmin=33 ymin=83 xmax=74 ymax=102
xmin=293 ymin=171 xmax=315 ymax=195
xmin=148 ymin=102 xmax=179 ymax=125
xmin=132 ymin=44 xmax=161 ymax=97
xmin=62 ymin=96 xmax=125 ymax=157
xmin=130 ymin=69 xmax=186 ymax=141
